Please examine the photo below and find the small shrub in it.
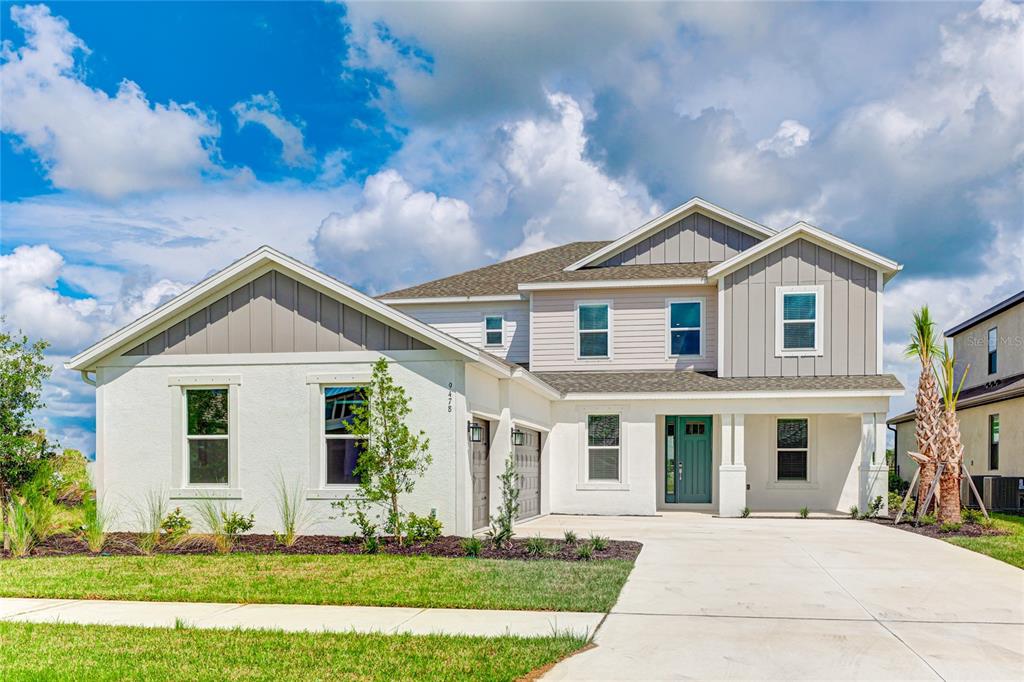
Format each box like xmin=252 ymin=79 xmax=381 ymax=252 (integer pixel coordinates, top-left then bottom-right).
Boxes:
xmin=223 ymin=511 xmax=254 ymax=538
xmin=575 ymin=542 xmax=594 ymax=561
xmin=981 ymin=517 xmax=996 ymax=530
xmin=961 ymin=508 xmax=982 ymax=524
xmin=160 ymin=507 xmax=191 ymax=542
xmin=81 ymin=495 xmax=108 ymax=553
xmin=865 ymin=496 xmax=884 ymax=518
xmin=888 ymin=469 xmax=909 ymax=495
xmin=461 ymin=536 xmax=483 ymax=557
xmin=888 ymin=492 xmax=914 ymax=516
xmin=589 ymin=534 xmax=609 ymax=551
xmin=193 ymin=498 xmax=252 ymax=554
xmin=4 ymin=498 xmax=35 ymax=557
xmin=526 ymin=535 xmax=550 ymax=557
xmin=939 ymin=521 xmax=963 ymax=533
xmin=563 ymin=529 xmax=578 ymax=545
xmin=919 ymin=514 xmax=937 ymax=526
xmin=799 ymin=507 xmax=810 ymax=519
xmin=361 ymin=535 xmax=380 ymax=554
xmin=406 ymin=511 xmax=443 ymax=544
xmin=849 ymin=505 xmax=859 ymax=519
xmin=740 ymin=506 xmax=751 ymax=518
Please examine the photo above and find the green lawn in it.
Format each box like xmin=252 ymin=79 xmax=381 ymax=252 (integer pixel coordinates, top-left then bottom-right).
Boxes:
xmin=0 ymin=621 xmax=585 ymax=681
xmin=0 ymin=553 xmax=633 ymax=612
xmin=946 ymin=513 xmax=1024 ymax=569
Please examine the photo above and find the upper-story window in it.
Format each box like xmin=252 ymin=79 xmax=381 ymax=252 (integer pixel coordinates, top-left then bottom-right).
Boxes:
xmin=577 ymin=302 xmax=611 ymax=358
xmin=484 ymin=315 xmax=504 ymax=347
xmin=988 ymin=327 xmax=998 ymax=374
xmin=776 ymin=286 xmax=823 ymax=357
xmin=667 ymin=299 xmax=703 ymax=357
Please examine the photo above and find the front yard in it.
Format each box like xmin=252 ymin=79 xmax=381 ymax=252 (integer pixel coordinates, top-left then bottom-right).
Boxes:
xmin=0 ymin=621 xmax=586 ymax=681
xmin=945 ymin=513 xmax=1024 ymax=569
xmin=0 ymin=552 xmax=634 ymax=612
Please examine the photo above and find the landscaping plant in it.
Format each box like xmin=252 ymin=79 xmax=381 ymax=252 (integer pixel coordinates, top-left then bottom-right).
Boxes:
xmin=134 ymin=488 xmax=168 ymax=553
xmin=575 ymin=542 xmax=594 ymax=560
xmin=849 ymin=505 xmax=859 ymax=519
xmin=3 ymin=497 xmax=35 ymax=557
xmin=81 ymin=494 xmax=109 ymax=553
xmin=486 ymin=454 xmax=519 ymax=548
xmin=332 ymin=358 xmax=432 ymax=546
xmin=160 ymin=507 xmax=192 ymax=543
xmin=193 ymin=497 xmax=253 ymax=553
xmin=905 ymin=307 xmax=943 ymax=514
xmin=961 ymin=508 xmax=982 ymax=524
xmin=271 ymin=470 xmax=317 ymax=547
xmin=740 ymin=506 xmax=751 ymax=518
xmin=0 ymin=326 xmax=56 ymax=552
xmin=525 ymin=535 xmax=549 ymax=557
xmin=563 ymin=529 xmax=577 ymax=545
xmin=934 ymin=341 xmax=968 ymax=525
xmin=589 ymin=534 xmax=609 ymax=551
xmin=461 ymin=536 xmax=482 ymax=557
xmin=406 ymin=511 xmax=443 ymax=544
xmin=798 ymin=507 xmax=810 ymax=519
xmin=940 ymin=521 xmax=963 ymax=533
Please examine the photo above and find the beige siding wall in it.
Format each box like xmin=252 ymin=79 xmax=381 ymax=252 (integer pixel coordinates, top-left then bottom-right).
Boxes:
xmin=894 ymin=396 xmax=1024 ymax=479
xmin=952 ymin=302 xmax=1023 ymax=391
xmin=393 ymin=301 xmax=530 ymax=363
xmin=596 ymin=212 xmax=760 ymax=267
xmin=530 ymin=285 xmax=717 ymax=372
xmin=125 ymin=270 xmax=432 ymax=356
xmin=721 ymin=238 xmax=879 ymax=378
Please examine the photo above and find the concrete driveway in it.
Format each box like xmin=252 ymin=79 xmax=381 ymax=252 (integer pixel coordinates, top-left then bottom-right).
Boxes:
xmin=517 ymin=513 xmax=1024 ymax=681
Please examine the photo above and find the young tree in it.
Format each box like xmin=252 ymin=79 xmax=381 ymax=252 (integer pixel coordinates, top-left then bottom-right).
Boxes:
xmin=487 ymin=455 xmax=519 ymax=549
xmin=934 ymin=342 xmax=968 ymax=524
xmin=905 ymin=307 xmax=942 ymax=512
xmin=0 ymin=327 xmax=55 ymax=550
xmin=337 ymin=358 xmax=431 ymax=546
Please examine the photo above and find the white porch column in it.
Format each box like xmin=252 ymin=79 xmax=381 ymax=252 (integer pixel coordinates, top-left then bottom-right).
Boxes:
xmin=719 ymin=413 xmax=747 ymax=517
xmin=859 ymin=412 xmax=889 ymax=514
xmin=489 ymin=380 xmax=513 ymax=519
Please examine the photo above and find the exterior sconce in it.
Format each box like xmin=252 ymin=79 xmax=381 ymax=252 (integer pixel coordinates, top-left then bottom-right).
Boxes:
xmin=511 ymin=428 xmax=525 ymax=447
xmin=467 ymin=422 xmax=483 ymax=443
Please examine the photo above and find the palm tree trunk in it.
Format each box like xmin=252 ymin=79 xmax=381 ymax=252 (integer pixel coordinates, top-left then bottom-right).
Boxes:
xmin=914 ymin=362 xmax=941 ymax=513
xmin=937 ymin=410 xmax=963 ymax=524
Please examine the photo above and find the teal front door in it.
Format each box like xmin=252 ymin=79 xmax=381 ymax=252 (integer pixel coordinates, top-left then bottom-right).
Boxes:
xmin=665 ymin=416 xmax=712 ymax=503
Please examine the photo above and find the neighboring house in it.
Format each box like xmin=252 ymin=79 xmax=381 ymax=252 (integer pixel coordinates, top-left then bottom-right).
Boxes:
xmin=68 ymin=198 xmax=903 ymax=534
xmin=889 ymin=290 xmax=1024 ymax=506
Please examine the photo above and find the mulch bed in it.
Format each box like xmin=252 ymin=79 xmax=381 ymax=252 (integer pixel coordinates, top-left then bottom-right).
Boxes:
xmin=4 ymin=533 xmax=642 ymax=563
xmin=870 ymin=515 xmax=1009 ymax=540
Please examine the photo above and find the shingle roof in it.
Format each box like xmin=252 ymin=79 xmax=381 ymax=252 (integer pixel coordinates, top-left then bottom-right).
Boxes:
xmin=378 ymin=241 xmax=610 ymax=299
xmin=533 ymin=370 xmax=904 ymax=395
xmin=888 ymin=371 xmax=1024 ymax=424
xmin=524 ymin=262 xmax=713 ymax=283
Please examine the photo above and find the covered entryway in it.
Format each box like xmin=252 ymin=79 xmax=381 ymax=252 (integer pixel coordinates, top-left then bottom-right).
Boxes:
xmin=470 ymin=419 xmax=490 ymax=530
xmin=665 ymin=415 xmax=712 ymax=503
xmin=514 ymin=426 xmax=541 ymax=520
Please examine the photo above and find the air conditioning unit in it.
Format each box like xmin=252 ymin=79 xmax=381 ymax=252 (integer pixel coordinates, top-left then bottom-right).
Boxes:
xmin=968 ymin=476 xmax=1024 ymax=511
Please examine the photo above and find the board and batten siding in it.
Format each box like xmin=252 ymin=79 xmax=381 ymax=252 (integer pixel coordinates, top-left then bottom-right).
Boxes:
xmin=392 ymin=302 xmax=530 ymax=364
xmin=721 ymin=238 xmax=879 ymax=378
xmin=596 ymin=213 xmax=761 ymax=267
xmin=530 ymin=286 xmax=718 ymax=372
xmin=125 ymin=270 xmax=433 ymax=356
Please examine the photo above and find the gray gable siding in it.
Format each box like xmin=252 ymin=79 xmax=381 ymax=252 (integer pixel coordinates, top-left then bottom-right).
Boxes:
xmin=125 ymin=270 xmax=433 ymax=356
xmin=721 ymin=239 xmax=879 ymax=378
xmin=596 ymin=213 xmax=761 ymax=267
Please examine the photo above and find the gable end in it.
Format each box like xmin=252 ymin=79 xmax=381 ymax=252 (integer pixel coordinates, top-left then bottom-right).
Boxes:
xmin=595 ymin=212 xmax=762 ymax=267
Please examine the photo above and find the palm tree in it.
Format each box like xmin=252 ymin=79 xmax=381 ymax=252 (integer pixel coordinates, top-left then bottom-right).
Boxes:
xmin=934 ymin=341 xmax=968 ymax=524
xmin=905 ymin=307 xmax=942 ymax=512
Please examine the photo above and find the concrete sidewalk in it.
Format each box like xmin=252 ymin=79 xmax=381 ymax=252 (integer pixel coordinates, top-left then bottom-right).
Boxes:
xmin=0 ymin=597 xmax=603 ymax=638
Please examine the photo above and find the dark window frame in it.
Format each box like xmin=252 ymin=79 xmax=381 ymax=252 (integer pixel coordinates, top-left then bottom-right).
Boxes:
xmin=989 ymin=413 xmax=1000 ymax=470
xmin=988 ymin=327 xmax=998 ymax=375
xmin=776 ymin=417 xmax=809 ymax=482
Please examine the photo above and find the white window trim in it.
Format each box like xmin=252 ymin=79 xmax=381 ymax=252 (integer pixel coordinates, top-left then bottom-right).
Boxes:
xmin=575 ymin=300 xmax=613 ymax=360
xmin=482 ymin=314 xmax=505 ymax=348
xmin=169 ymin=380 xmax=240 ymax=497
xmin=576 ymin=407 xmax=629 ymax=490
xmin=767 ymin=415 xmax=818 ymax=489
xmin=306 ymin=373 xmax=371 ymax=497
xmin=775 ymin=285 xmax=825 ymax=357
xmin=665 ymin=297 xmax=705 ymax=359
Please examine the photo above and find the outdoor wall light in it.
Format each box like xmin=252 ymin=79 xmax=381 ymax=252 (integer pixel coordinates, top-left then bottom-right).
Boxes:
xmin=467 ymin=422 xmax=483 ymax=443
xmin=511 ymin=428 xmax=525 ymax=447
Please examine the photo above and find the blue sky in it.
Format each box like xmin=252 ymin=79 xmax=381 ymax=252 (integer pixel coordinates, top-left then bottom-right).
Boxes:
xmin=1 ymin=1 xmax=1022 ymax=456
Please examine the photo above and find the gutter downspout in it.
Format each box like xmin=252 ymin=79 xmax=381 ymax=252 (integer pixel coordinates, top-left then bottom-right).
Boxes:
xmin=887 ymin=424 xmax=898 ymax=477
xmin=79 ymin=370 xmax=96 ymax=386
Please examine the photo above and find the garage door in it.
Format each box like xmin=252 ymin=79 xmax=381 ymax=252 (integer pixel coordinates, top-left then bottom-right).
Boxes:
xmin=471 ymin=420 xmax=490 ymax=531
xmin=515 ymin=427 xmax=541 ymax=520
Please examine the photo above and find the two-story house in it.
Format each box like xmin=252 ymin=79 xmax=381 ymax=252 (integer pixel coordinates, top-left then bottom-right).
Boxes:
xmin=68 ymin=198 xmax=903 ymax=535
xmin=890 ymin=290 xmax=1024 ymax=506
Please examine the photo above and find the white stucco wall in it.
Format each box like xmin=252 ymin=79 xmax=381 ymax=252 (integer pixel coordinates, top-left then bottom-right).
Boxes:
xmin=95 ymin=350 xmax=468 ymax=536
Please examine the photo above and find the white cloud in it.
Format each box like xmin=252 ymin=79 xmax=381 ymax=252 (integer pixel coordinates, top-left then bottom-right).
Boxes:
xmin=0 ymin=5 xmax=222 ymax=199
xmin=232 ymin=91 xmax=315 ymax=168
xmin=756 ymin=120 xmax=810 ymax=158
xmin=314 ymin=169 xmax=482 ymax=293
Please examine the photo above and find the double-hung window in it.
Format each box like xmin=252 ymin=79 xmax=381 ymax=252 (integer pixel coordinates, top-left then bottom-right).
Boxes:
xmin=484 ymin=315 xmax=504 ymax=346
xmin=776 ymin=286 xmax=823 ymax=356
xmin=323 ymin=386 xmax=368 ymax=485
xmin=667 ymin=299 xmax=703 ymax=357
xmin=776 ymin=418 xmax=809 ymax=481
xmin=989 ymin=414 xmax=1000 ymax=470
xmin=988 ymin=328 xmax=998 ymax=374
xmin=186 ymin=388 xmax=229 ymax=485
xmin=587 ymin=414 xmax=620 ymax=481
xmin=577 ymin=303 xmax=610 ymax=358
